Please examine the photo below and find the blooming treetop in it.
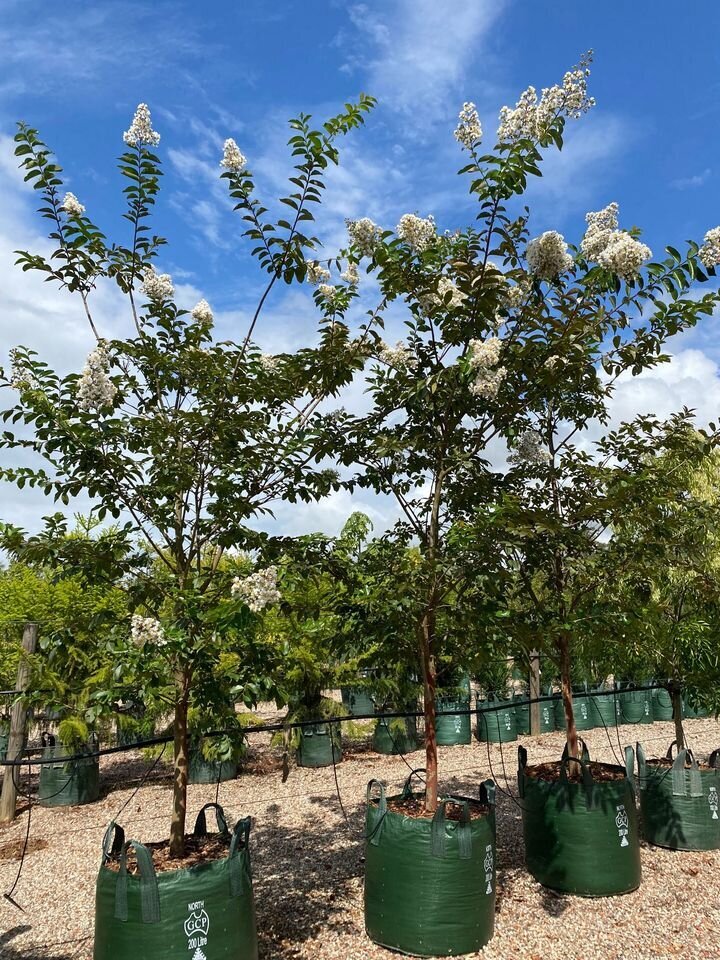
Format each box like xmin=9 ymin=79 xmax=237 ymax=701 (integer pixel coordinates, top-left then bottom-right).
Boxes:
xmin=231 ymin=566 xmax=281 ymax=612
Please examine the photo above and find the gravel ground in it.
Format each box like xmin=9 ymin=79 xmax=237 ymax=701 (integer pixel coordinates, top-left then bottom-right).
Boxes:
xmin=1 ymin=716 xmax=719 ymax=960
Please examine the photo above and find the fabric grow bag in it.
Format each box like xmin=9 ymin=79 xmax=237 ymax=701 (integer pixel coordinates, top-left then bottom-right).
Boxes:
xmin=514 ymin=696 xmax=530 ymax=736
xmin=637 ymin=742 xmax=720 ymax=851
xmin=652 ymin=687 xmax=674 ymax=722
xmin=538 ymin=689 xmax=556 ymax=734
xmin=373 ymin=716 xmax=417 ymax=755
xmin=296 ymin=722 xmax=342 ymax=768
xmin=365 ymin=771 xmax=496 ymax=956
xmin=554 ymin=687 xmax=595 ymax=732
xmin=38 ymin=734 xmax=100 ymax=808
xmin=436 ymin=697 xmax=472 ymax=746
xmin=476 ymin=698 xmax=517 ymax=743
xmin=189 ymin=752 xmax=239 ymax=785
xmin=518 ymin=743 xmax=641 ymax=897
xmin=618 ymin=686 xmax=651 ymax=725
xmin=341 ymin=687 xmax=375 ymax=717
xmin=94 ymin=803 xmax=258 ymax=960
xmin=590 ymin=689 xmax=619 ymax=729
xmin=683 ymin=698 xmax=709 ymax=719
xmin=0 ymin=726 xmax=8 ymax=762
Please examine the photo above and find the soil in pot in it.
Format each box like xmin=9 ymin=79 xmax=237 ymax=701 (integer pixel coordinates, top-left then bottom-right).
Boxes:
xmin=365 ymin=773 xmax=496 ymax=956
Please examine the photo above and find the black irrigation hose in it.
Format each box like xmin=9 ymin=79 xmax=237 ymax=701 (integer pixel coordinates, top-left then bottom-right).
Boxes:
xmin=111 ymin=742 xmax=168 ymax=824
xmin=2 ymin=760 xmax=33 ymax=911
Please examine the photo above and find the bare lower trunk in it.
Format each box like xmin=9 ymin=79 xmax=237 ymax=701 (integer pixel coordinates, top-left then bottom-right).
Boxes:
xmin=559 ymin=633 xmax=578 ymax=761
xmin=671 ymin=688 xmax=685 ymax=750
xmin=170 ymin=681 xmax=190 ymax=858
xmin=419 ymin=615 xmax=438 ymax=813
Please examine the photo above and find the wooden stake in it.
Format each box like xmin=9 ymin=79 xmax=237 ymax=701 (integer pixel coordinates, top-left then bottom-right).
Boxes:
xmin=0 ymin=623 xmax=39 ymax=824
xmin=529 ymin=649 xmax=541 ymax=736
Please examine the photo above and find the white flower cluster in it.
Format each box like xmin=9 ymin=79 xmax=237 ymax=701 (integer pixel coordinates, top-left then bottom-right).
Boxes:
xmin=468 ymin=336 xmax=507 ymax=399
xmin=508 ymin=429 xmax=551 ymax=466
xmin=347 ymin=218 xmax=382 ymax=257
xmin=305 ymin=260 xmax=331 ymax=285
xmin=8 ymin=349 xmax=38 ymax=391
xmin=141 ymin=267 xmax=174 ymax=302
xmin=497 ymin=58 xmax=594 ymax=142
xmin=61 ymin=192 xmax=85 ymax=217
xmin=526 ymin=231 xmax=574 ymax=280
xmin=420 ymin=276 xmax=466 ymax=313
xmin=699 ymin=227 xmax=720 ymax=268
xmin=504 ymin=275 xmax=531 ymax=310
xmin=318 ymin=283 xmax=339 ymax=305
xmin=123 ymin=103 xmax=161 ymax=148
xmin=131 ymin=615 xmax=166 ymax=648
xmin=260 ymin=353 xmax=280 ymax=373
xmin=341 ymin=261 xmax=359 ymax=285
xmin=191 ymin=299 xmax=214 ymax=324
xmin=221 ymin=138 xmax=247 ymax=173
xmin=231 ymin=566 xmax=281 ymax=612
xmin=544 ymin=355 xmax=565 ymax=371
xmin=397 ymin=213 xmax=436 ymax=252
xmin=454 ymin=102 xmax=482 ymax=149
xmin=581 ymin=203 xmax=652 ymax=279
xmin=377 ymin=340 xmax=419 ymax=370
xmin=77 ymin=342 xmax=117 ymax=412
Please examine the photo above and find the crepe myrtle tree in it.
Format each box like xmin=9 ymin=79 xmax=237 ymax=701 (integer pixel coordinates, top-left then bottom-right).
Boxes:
xmin=0 ymin=95 xmax=376 ymax=856
xmin=328 ymin=53 xmax=720 ymax=806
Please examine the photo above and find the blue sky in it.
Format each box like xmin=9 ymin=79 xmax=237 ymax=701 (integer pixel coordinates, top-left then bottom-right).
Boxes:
xmin=1 ymin=0 xmax=719 ymax=534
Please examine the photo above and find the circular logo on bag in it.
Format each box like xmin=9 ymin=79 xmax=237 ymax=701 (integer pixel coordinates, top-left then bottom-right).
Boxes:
xmin=615 ymin=804 xmax=630 ymax=847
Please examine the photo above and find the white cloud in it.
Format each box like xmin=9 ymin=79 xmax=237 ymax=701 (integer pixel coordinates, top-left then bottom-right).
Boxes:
xmin=671 ymin=168 xmax=712 ymax=191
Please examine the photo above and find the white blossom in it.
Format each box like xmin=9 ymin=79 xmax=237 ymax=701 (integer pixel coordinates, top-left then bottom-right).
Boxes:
xmin=131 ymin=615 xmax=166 ymax=648
xmin=397 ymin=213 xmax=436 ymax=252
xmin=526 ymin=231 xmax=574 ymax=280
xmin=231 ymin=566 xmax=281 ymax=612
xmin=191 ymin=299 xmax=214 ymax=324
xmin=454 ymin=102 xmax=482 ymax=149
xmin=377 ymin=340 xmax=419 ymax=370
xmin=597 ymin=233 xmax=652 ymax=279
xmin=497 ymin=55 xmax=594 ymax=142
xmin=581 ymin=202 xmax=651 ymax=278
xmin=468 ymin=336 xmax=507 ymax=399
xmin=503 ymin=273 xmax=532 ymax=310
xmin=123 ymin=103 xmax=161 ymax=148
xmin=699 ymin=227 xmax=720 ymax=268
xmin=260 ymin=353 xmax=280 ymax=373
xmin=544 ymin=355 xmax=565 ymax=371
xmin=305 ymin=261 xmax=331 ymax=285
xmin=77 ymin=342 xmax=117 ymax=412
xmin=347 ymin=217 xmax=382 ymax=257
xmin=318 ymin=283 xmax=339 ymax=305
xmin=221 ymin=138 xmax=247 ymax=173
xmin=420 ymin=276 xmax=466 ymax=314
xmin=61 ymin=192 xmax=85 ymax=217
xmin=141 ymin=267 xmax=174 ymax=302
xmin=341 ymin=261 xmax=360 ymax=285
xmin=508 ymin=429 xmax=551 ymax=465
xmin=8 ymin=349 xmax=38 ymax=391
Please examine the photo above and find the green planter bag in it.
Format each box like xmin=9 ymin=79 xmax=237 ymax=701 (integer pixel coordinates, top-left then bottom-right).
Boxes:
xmin=538 ymin=689 xmax=556 ymax=734
xmin=39 ymin=733 xmax=100 ymax=808
xmin=189 ymin=752 xmax=239 ymax=785
xmin=618 ymin=686 xmax=646 ymax=725
xmin=638 ymin=742 xmax=720 ymax=851
xmin=514 ymin=696 xmax=530 ymax=736
xmin=436 ymin=697 xmax=472 ymax=746
xmin=296 ymin=722 xmax=342 ymax=768
xmin=365 ymin=770 xmax=496 ymax=956
xmin=94 ymin=803 xmax=258 ymax=960
xmin=476 ymin=697 xmax=517 ymax=743
xmin=341 ymin=687 xmax=375 ymax=717
xmin=518 ymin=743 xmax=641 ymax=897
xmin=554 ymin=686 xmax=594 ymax=732
xmin=372 ymin=715 xmax=417 ymax=755
xmin=590 ymin=688 xmax=619 ymax=729
xmin=683 ymin=698 xmax=709 ymax=719
xmin=652 ymin=687 xmax=674 ymax=721
xmin=0 ymin=724 xmax=8 ymax=762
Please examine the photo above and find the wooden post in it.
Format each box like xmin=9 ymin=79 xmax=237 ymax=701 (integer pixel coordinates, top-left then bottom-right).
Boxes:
xmin=529 ymin=649 xmax=541 ymax=737
xmin=0 ymin=622 xmax=38 ymax=823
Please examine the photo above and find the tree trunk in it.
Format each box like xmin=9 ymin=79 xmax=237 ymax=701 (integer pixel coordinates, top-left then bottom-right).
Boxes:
xmin=0 ymin=623 xmax=38 ymax=824
xmin=671 ymin=688 xmax=685 ymax=750
xmin=169 ymin=678 xmax=190 ymax=858
xmin=558 ymin=633 xmax=578 ymax=761
xmin=419 ymin=615 xmax=438 ymax=813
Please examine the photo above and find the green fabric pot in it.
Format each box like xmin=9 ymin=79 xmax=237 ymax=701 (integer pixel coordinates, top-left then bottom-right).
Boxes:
xmin=652 ymin=687 xmax=674 ymax=722
xmin=436 ymin=697 xmax=472 ymax=746
xmin=519 ymin=744 xmax=641 ymax=897
xmin=94 ymin=803 xmax=258 ymax=960
xmin=0 ymin=726 xmax=8 ymax=763
xmin=683 ymin=698 xmax=709 ymax=719
xmin=116 ymin=720 xmax=156 ymax=748
xmin=476 ymin=699 xmax=517 ymax=743
xmin=618 ymin=688 xmax=647 ymax=725
xmin=514 ymin=697 xmax=530 ymax=736
xmin=638 ymin=743 xmax=720 ymax=851
xmin=538 ymin=694 xmax=556 ymax=734
xmin=341 ymin=687 xmax=375 ymax=717
xmin=590 ymin=690 xmax=619 ymax=728
xmin=372 ymin=716 xmax=418 ymax=755
xmin=38 ymin=734 xmax=100 ymax=808
xmin=189 ymin=751 xmax=239 ymax=785
xmin=553 ymin=689 xmax=594 ymax=731
xmin=365 ymin=774 xmax=496 ymax=956
xmin=296 ymin=722 xmax=342 ymax=768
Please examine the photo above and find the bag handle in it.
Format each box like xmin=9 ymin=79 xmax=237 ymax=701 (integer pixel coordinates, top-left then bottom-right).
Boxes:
xmin=431 ymin=798 xmax=472 ymax=860
xmin=636 ymin=742 xmax=646 ymax=789
xmin=42 ymin=732 xmax=55 ymax=750
xmin=671 ymin=748 xmax=703 ymax=798
xmin=624 ymin=745 xmax=636 ymax=794
xmin=225 ymin=816 xmax=252 ymax=896
xmin=708 ymin=749 xmax=720 ymax=769
xmin=366 ymin=779 xmax=388 ymax=847
xmin=115 ymin=841 xmax=160 ymax=923
xmin=559 ymin=754 xmax=594 ymax=805
xmin=479 ymin=779 xmax=496 ymax=808
xmin=101 ymin=821 xmax=125 ymax=863
xmin=400 ymin=768 xmax=426 ymax=799
xmin=194 ymin=802 xmax=230 ymax=838
xmin=561 ymin=738 xmax=590 ymax=763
